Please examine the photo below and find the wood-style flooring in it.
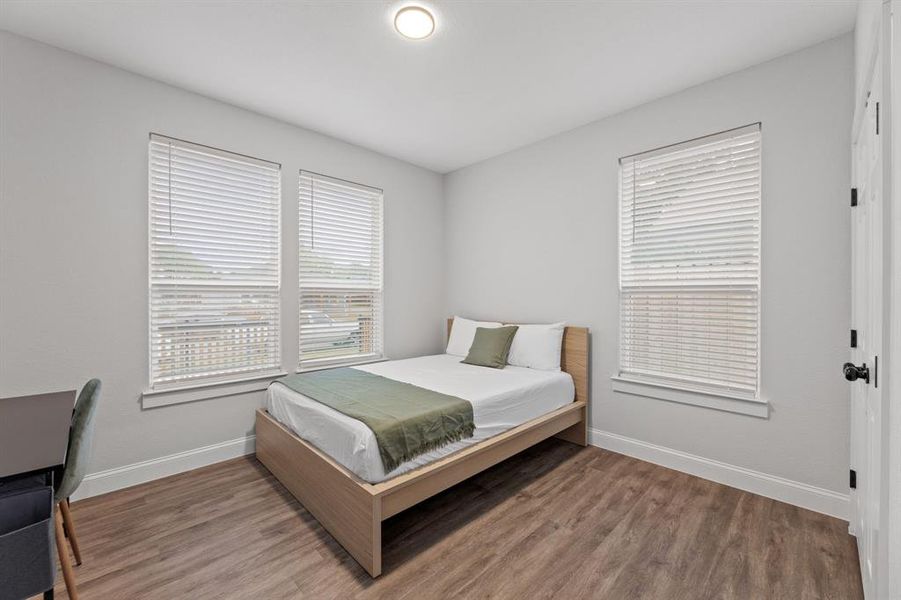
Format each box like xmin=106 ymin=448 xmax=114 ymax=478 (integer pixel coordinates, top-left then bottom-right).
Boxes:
xmin=51 ymin=440 xmax=862 ymax=599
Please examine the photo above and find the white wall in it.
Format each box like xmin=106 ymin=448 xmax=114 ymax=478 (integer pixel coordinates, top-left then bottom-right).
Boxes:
xmin=0 ymin=32 xmax=446 ymax=474
xmin=444 ymin=35 xmax=853 ymax=495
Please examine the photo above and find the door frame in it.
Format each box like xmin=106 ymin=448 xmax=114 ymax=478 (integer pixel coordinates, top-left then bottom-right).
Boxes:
xmin=886 ymin=2 xmax=900 ymax=598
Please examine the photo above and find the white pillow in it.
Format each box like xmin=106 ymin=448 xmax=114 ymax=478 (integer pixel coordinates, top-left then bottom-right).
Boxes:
xmin=506 ymin=322 xmax=566 ymax=370
xmin=446 ymin=316 xmax=503 ymax=356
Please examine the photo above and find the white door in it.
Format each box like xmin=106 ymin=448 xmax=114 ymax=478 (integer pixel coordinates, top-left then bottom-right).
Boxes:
xmin=850 ymin=47 xmax=884 ymax=600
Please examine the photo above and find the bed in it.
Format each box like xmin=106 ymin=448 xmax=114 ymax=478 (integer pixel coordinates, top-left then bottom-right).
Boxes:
xmin=255 ymin=318 xmax=589 ymax=577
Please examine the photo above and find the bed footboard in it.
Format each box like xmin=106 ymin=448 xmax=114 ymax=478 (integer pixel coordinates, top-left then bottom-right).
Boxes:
xmin=255 ymin=399 xmax=586 ymax=577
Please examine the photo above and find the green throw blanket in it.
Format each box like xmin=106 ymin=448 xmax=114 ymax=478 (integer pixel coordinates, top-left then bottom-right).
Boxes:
xmin=278 ymin=368 xmax=475 ymax=473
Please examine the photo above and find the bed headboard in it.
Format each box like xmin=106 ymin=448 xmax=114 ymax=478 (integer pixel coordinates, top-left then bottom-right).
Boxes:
xmin=446 ymin=318 xmax=589 ymax=405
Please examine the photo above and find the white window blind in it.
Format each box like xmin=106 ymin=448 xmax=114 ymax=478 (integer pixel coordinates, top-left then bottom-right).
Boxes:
xmin=149 ymin=134 xmax=281 ymax=388
xmin=619 ymin=124 xmax=761 ymax=399
xmin=298 ymin=171 xmax=383 ymax=370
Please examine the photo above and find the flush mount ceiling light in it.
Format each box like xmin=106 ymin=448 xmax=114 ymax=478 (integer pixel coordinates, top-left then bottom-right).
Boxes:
xmin=394 ymin=6 xmax=435 ymax=40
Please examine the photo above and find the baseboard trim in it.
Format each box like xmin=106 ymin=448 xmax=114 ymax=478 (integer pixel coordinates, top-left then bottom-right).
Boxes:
xmin=71 ymin=428 xmax=849 ymax=520
xmin=589 ymin=428 xmax=849 ymax=521
xmin=71 ymin=435 xmax=256 ymax=502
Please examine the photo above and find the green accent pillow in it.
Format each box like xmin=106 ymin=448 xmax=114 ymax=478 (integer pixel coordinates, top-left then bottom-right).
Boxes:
xmin=461 ymin=326 xmax=519 ymax=369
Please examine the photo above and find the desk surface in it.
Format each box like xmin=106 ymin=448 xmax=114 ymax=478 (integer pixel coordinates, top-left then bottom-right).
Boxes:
xmin=0 ymin=390 xmax=75 ymax=479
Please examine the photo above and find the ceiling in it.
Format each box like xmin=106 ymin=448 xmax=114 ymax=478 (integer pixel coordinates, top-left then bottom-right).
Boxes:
xmin=0 ymin=1 xmax=857 ymax=173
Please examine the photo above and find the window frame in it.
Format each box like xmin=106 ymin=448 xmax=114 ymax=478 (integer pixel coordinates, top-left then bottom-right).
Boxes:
xmin=297 ymin=170 xmax=385 ymax=371
xmin=145 ymin=133 xmax=285 ymax=397
xmin=613 ymin=123 xmax=765 ymax=416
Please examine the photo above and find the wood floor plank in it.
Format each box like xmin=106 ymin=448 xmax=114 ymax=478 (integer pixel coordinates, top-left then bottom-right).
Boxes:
xmin=44 ymin=440 xmax=862 ymax=599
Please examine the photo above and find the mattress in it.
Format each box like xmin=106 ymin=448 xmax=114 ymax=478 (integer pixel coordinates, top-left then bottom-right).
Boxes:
xmin=266 ymin=353 xmax=575 ymax=483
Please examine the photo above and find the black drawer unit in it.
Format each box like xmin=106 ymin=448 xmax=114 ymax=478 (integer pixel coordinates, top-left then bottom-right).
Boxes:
xmin=0 ymin=484 xmax=55 ymax=600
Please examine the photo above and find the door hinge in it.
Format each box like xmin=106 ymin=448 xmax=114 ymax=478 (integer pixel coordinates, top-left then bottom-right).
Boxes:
xmin=851 ymin=188 xmax=858 ymax=207
xmin=850 ymin=469 xmax=857 ymax=489
xmin=876 ymin=102 xmax=880 ymax=135
xmin=850 ymin=329 xmax=857 ymax=348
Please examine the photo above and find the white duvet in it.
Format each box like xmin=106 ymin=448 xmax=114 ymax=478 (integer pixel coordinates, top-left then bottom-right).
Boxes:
xmin=266 ymin=353 xmax=575 ymax=483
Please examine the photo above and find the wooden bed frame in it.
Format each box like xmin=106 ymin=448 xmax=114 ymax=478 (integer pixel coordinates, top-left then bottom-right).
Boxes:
xmin=255 ymin=318 xmax=589 ymax=577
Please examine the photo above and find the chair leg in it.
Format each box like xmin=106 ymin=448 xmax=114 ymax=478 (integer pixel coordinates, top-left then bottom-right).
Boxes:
xmin=58 ymin=500 xmax=82 ymax=566
xmin=54 ymin=507 xmax=79 ymax=600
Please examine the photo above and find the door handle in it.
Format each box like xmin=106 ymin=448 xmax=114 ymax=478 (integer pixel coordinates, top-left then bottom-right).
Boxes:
xmin=844 ymin=362 xmax=870 ymax=384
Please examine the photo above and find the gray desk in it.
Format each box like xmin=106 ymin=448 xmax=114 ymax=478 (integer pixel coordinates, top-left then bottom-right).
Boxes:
xmin=0 ymin=390 xmax=75 ymax=480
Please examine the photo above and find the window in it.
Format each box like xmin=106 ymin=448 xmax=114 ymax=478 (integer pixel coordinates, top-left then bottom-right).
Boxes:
xmin=298 ymin=171 xmax=383 ymax=370
xmin=148 ymin=134 xmax=281 ymax=388
xmin=618 ymin=124 xmax=761 ymax=400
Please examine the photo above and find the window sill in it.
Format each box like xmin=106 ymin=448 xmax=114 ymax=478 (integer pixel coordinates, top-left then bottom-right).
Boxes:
xmin=142 ymin=370 xmax=288 ymax=409
xmin=610 ymin=376 xmax=768 ymax=418
xmin=297 ymin=355 xmax=387 ymax=373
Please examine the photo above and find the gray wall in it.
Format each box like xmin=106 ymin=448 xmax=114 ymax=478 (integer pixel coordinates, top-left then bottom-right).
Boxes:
xmin=444 ymin=35 xmax=853 ymax=493
xmin=0 ymin=32 xmax=446 ymax=472
xmin=0 ymin=30 xmax=855 ymax=496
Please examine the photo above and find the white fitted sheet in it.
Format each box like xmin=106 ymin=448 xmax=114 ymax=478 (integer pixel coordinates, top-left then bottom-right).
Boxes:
xmin=266 ymin=354 xmax=575 ymax=483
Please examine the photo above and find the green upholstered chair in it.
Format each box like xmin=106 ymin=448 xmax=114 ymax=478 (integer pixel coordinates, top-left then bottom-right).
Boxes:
xmin=53 ymin=378 xmax=100 ymax=600
xmin=57 ymin=379 xmax=101 ymax=506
